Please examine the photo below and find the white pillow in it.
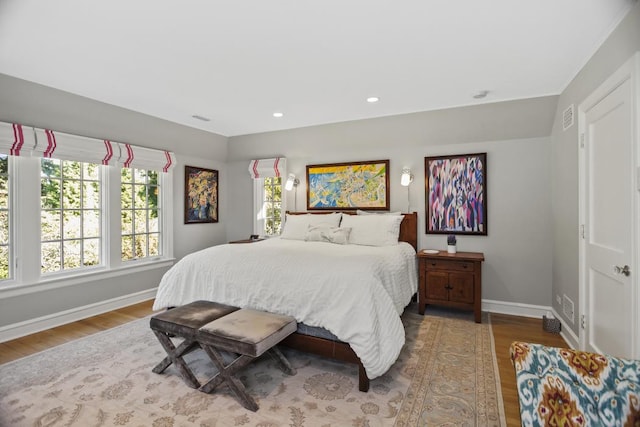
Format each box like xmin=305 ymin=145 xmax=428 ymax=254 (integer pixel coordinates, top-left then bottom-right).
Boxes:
xmin=340 ymin=214 xmax=403 ymax=246
xmin=356 ymin=210 xmax=402 ymax=216
xmin=305 ymin=225 xmax=351 ymax=245
xmin=280 ymin=213 xmax=342 ymax=240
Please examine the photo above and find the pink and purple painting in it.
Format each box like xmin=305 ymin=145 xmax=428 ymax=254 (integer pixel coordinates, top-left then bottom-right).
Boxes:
xmin=425 ymin=153 xmax=487 ymax=235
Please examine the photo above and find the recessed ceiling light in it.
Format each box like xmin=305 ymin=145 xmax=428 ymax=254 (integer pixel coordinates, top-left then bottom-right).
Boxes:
xmin=191 ymin=114 xmax=211 ymax=122
xmin=273 ymin=112 xmax=284 ymax=118
xmin=366 ymin=97 xmax=380 ymax=103
xmin=473 ymin=90 xmax=489 ymax=99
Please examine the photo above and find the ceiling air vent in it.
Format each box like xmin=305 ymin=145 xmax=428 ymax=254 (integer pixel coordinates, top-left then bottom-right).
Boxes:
xmin=563 ymin=104 xmax=574 ymax=131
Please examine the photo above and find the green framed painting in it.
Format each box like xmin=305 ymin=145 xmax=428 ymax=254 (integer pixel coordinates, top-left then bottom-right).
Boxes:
xmin=306 ymin=160 xmax=390 ymax=210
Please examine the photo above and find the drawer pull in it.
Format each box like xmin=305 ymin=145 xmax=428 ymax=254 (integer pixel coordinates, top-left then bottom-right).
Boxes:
xmin=431 ymin=262 xmax=437 ymax=266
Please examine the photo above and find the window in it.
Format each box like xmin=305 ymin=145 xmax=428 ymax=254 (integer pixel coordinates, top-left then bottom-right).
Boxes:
xmin=121 ymin=168 xmax=161 ymax=261
xmin=263 ymin=177 xmax=282 ymax=235
xmin=0 ymin=155 xmax=9 ymax=280
xmin=0 ymin=121 xmax=175 ymax=288
xmin=41 ymin=159 xmax=102 ymax=273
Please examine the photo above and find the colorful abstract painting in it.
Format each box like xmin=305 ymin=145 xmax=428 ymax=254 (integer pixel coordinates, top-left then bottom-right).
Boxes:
xmin=306 ymin=160 xmax=389 ymax=210
xmin=425 ymin=153 xmax=487 ymax=235
xmin=184 ymin=166 xmax=218 ymax=223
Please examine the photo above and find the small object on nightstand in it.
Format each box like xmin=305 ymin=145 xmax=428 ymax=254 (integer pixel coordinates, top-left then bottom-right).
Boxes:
xmin=229 ymin=237 xmax=265 ymax=244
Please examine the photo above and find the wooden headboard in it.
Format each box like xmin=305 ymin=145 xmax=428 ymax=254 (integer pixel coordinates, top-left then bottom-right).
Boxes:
xmin=286 ymin=211 xmax=418 ymax=252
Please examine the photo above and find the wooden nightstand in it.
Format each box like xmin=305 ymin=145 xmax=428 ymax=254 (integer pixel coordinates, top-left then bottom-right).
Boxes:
xmin=417 ymin=250 xmax=484 ymax=323
xmin=228 ymin=238 xmax=265 ymax=244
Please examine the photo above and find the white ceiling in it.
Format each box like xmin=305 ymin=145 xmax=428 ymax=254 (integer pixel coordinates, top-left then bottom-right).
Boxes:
xmin=0 ymin=1 xmax=634 ymax=137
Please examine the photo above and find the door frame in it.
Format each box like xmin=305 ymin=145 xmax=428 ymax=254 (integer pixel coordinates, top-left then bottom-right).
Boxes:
xmin=578 ymin=51 xmax=640 ymax=358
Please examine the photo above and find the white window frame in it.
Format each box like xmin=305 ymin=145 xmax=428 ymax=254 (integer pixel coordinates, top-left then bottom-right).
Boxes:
xmin=252 ymin=177 xmax=285 ymax=237
xmin=0 ymin=155 xmax=174 ymax=296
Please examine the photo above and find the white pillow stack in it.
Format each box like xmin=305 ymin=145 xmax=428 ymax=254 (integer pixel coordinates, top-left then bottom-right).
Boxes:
xmin=340 ymin=214 xmax=404 ymax=246
xmin=280 ymin=213 xmax=342 ymax=240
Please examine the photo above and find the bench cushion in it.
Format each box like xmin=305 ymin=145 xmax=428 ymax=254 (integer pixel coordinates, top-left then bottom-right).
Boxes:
xmin=150 ymin=300 xmax=239 ymax=336
xmin=198 ymin=308 xmax=296 ymax=357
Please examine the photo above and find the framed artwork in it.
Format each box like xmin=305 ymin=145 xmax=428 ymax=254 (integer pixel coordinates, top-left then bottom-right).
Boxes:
xmin=306 ymin=160 xmax=390 ymax=210
xmin=425 ymin=153 xmax=487 ymax=235
xmin=184 ymin=165 xmax=218 ymax=224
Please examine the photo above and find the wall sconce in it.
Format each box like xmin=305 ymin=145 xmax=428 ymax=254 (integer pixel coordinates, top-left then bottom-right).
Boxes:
xmin=285 ymin=173 xmax=300 ymax=211
xmin=400 ymin=167 xmax=413 ymax=213
xmin=400 ymin=167 xmax=414 ymax=186
xmin=285 ymin=173 xmax=299 ymax=191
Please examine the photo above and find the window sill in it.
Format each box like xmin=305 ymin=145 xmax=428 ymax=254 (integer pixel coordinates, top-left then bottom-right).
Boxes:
xmin=0 ymin=257 xmax=176 ymax=299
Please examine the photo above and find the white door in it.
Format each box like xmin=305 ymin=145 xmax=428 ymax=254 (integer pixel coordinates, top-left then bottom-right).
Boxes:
xmin=579 ymin=53 xmax=639 ymax=359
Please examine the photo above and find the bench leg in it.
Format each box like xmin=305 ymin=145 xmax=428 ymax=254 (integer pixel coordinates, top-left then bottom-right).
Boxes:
xmin=267 ymin=346 xmax=296 ymax=375
xmin=151 ymin=330 xmax=201 ymax=389
xmin=199 ymin=345 xmax=259 ymax=412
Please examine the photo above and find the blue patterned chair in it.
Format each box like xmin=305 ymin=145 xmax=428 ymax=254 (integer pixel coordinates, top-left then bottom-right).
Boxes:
xmin=510 ymin=341 xmax=640 ymax=426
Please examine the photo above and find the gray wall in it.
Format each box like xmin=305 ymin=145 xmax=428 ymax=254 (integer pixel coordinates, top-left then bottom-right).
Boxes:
xmin=228 ymin=97 xmax=557 ymax=307
xmin=0 ymin=74 xmax=229 ymax=326
xmin=550 ymin=2 xmax=640 ymax=334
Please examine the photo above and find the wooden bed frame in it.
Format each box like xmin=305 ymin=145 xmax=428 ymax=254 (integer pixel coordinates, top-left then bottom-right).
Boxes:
xmin=280 ymin=211 xmax=418 ymax=392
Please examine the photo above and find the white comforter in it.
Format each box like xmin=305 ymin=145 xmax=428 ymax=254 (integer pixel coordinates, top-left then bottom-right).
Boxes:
xmin=153 ymin=238 xmax=418 ymax=379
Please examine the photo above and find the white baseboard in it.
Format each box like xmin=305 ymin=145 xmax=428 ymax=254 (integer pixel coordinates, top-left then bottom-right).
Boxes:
xmin=0 ymin=288 xmax=157 ymax=343
xmin=482 ymin=299 xmax=550 ymax=318
xmin=483 ymin=299 xmax=579 ymax=349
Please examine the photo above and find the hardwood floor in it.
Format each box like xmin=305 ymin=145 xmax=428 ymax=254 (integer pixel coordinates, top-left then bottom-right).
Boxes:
xmin=491 ymin=312 xmax=568 ymax=426
xmin=0 ymin=302 xmax=567 ymax=426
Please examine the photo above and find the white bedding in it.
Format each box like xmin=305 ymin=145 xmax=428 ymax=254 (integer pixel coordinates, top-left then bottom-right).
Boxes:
xmin=153 ymin=238 xmax=418 ymax=379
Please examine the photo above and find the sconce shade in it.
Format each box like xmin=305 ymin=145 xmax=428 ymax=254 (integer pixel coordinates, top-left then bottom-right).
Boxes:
xmin=400 ymin=168 xmax=413 ymax=186
xmin=285 ymin=173 xmax=298 ymax=191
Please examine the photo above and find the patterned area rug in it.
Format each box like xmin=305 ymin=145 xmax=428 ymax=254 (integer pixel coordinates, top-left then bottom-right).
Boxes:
xmin=0 ymin=308 xmax=505 ymax=426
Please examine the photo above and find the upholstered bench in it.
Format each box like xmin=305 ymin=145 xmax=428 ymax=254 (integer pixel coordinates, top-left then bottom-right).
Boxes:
xmin=196 ymin=308 xmax=297 ymax=411
xmin=150 ymin=300 xmax=239 ymax=388
xmin=510 ymin=341 xmax=640 ymax=426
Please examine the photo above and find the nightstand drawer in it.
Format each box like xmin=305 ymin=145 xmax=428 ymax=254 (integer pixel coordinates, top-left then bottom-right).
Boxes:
xmin=424 ymin=260 xmax=475 ymax=272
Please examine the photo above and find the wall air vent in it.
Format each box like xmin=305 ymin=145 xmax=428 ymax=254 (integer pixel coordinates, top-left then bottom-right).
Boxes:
xmin=563 ymin=294 xmax=575 ymax=323
xmin=563 ymin=104 xmax=574 ymax=130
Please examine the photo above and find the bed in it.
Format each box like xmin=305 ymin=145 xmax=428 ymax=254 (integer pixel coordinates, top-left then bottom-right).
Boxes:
xmin=153 ymin=211 xmax=418 ymax=392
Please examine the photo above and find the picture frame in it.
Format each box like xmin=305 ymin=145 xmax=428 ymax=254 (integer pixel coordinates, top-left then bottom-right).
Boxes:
xmin=184 ymin=165 xmax=218 ymax=224
xmin=306 ymin=159 xmax=390 ymax=210
xmin=425 ymin=153 xmax=487 ymax=235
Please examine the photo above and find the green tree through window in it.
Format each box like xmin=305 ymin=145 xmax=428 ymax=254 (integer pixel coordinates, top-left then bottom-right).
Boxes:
xmin=263 ymin=177 xmax=282 ymax=235
xmin=40 ymin=159 xmax=101 ymax=273
xmin=121 ymin=168 xmax=160 ymax=260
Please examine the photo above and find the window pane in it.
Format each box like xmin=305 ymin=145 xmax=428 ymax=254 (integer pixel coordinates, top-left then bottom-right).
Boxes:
xmin=121 ymin=184 xmax=133 ymax=210
xmin=83 ymin=163 xmax=99 ymax=180
xmin=121 ymin=168 xmax=133 ymax=183
xmin=41 ymin=210 xmax=61 ymax=241
xmin=135 ymin=234 xmax=147 ymax=258
xmin=83 ymin=238 xmax=100 ymax=266
xmin=148 ymin=170 xmax=158 ymax=185
xmin=63 ymin=210 xmax=81 ymax=239
xmin=149 ymin=234 xmax=160 ymax=256
xmin=134 ymin=185 xmax=147 ymax=208
xmin=83 ymin=181 xmax=100 ymax=208
xmin=41 ymin=158 xmax=61 ymax=178
xmin=134 ymin=168 xmax=147 ymax=184
xmin=148 ymin=210 xmax=159 ymax=232
xmin=0 ymin=246 xmax=8 ymax=279
xmin=41 ymin=242 xmax=61 ymax=273
xmin=83 ymin=210 xmax=100 ymax=238
xmin=63 ymin=239 xmax=81 ymax=269
xmin=0 ymin=211 xmax=7 ymax=245
xmin=41 ymin=179 xmax=61 ymax=209
xmin=0 ymin=155 xmax=7 ymax=174
xmin=62 ymin=180 xmax=81 ymax=209
xmin=134 ymin=210 xmax=147 ymax=234
xmin=121 ymin=210 xmax=132 ymax=234
xmin=0 ymin=176 xmax=8 ymax=208
xmin=122 ymin=235 xmax=134 ymax=261
xmin=62 ymin=160 xmax=81 ymax=179
xmin=148 ymin=186 xmax=159 ymax=209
